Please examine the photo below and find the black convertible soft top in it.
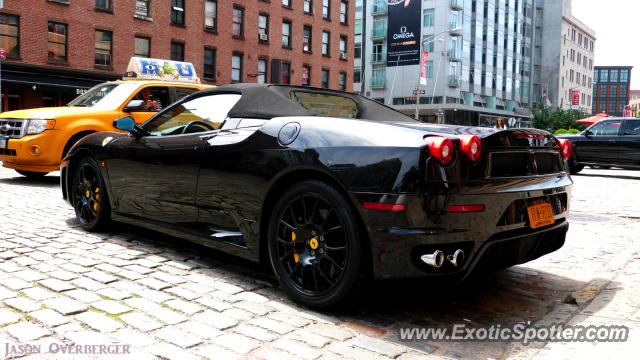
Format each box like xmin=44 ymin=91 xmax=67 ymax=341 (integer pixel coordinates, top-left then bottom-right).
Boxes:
xmin=196 ymin=83 xmax=414 ymax=122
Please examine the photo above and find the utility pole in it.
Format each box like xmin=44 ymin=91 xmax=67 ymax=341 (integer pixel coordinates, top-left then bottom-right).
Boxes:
xmin=359 ymin=0 xmax=367 ymax=95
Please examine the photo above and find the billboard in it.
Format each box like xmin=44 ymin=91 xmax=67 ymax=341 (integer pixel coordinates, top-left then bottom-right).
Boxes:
xmin=386 ymin=0 xmax=422 ymax=67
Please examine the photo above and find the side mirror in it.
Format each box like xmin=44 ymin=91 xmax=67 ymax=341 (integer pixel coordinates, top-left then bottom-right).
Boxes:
xmin=113 ymin=116 xmax=136 ymax=132
xmin=123 ymin=99 xmax=146 ymax=112
xmin=584 ymin=129 xmax=593 ymax=137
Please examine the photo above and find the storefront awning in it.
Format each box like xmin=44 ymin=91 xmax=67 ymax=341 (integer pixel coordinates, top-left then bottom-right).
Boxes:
xmin=1 ymin=70 xmax=104 ymax=90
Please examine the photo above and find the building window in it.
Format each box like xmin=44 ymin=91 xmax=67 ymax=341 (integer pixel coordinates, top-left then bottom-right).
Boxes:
xmin=135 ymin=0 xmax=151 ymax=17
xmin=171 ymin=0 xmax=185 ymax=25
xmin=610 ymin=69 xmax=619 ymax=83
xmin=259 ymin=13 xmax=269 ymax=41
xmin=423 ymin=9 xmax=435 ymax=28
xmin=355 ymin=18 xmax=362 ymax=35
xmin=95 ymin=30 xmax=112 ymax=66
xmin=281 ymin=62 xmax=291 ymax=84
xmin=205 ymin=0 xmax=217 ymax=31
xmin=282 ymin=20 xmax=291 ymax=48
xmin=303 ymin=25 xmax=312 ymax=52
xmin=354 ymin=42 xmax=361 ymax=59
xmin=304 ymin=0 xmax=313 ymax=13
xmin=204 ymin=47 xmax=216 ymax=80
xmin=426 ymin=60 xmax=433 ymax=78
xmin=302 ymin=64 xmax=311 ymax=86
xmin=95 ymin=0 xmax=112 ymax=11
xmin=354 ymin=67 xmax=361 ymax=83
xmin=231 ymin=53 xmax=243 ymax=82
xmin=257 ymin=59 xmax=267 ymax=84
xmin=322 ymin=31 xmax=330 ymax=56
xmin=170 ymin=41 xmax=184 ymax=61
xmin=323 ymin=0 xmax=331 ymax=20
xmin=322 ymin=69 xmax=330 ymax=88
xmin=0 ymin=14 xmax=18 ymax=59
xmin=340 ymin=1 xmax=348 ymax=24
xmin=600 ymin=69 xmax=609 ymax=82
xmin=339 ymin=36 xmax=347 ymax=59
xmin=134 ymin=36 xmax=151 ymax=57
xmin=283 ymin=0 xmax=291 ymax=7
xmin=621 ymin=69 xmax=629 ymax=83
xmin=232 ymin=6 xmax=244 ymax=37
xmin=338 ymin=71 xmax=346 ymax=91
xmin=47 ymin=22 xmax=67 ymax=62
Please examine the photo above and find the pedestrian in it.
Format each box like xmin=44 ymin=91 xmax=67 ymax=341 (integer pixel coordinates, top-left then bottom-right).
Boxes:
xmin=495 ymin=118 xmax=507 ymax=129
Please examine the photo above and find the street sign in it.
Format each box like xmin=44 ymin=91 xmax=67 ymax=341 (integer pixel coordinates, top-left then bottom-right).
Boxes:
xmin=0 ymin=49 xmax=6 ymax=60
xmin=419 ymin=50 xmax=429 ymax=86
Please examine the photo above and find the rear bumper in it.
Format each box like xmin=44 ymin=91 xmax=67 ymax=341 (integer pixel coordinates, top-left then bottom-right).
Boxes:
xmin=355 ymin=174 xmax=572 ymax=279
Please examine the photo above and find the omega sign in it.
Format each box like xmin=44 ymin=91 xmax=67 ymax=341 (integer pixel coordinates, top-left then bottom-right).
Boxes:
xmin=386 ymin=0 xmax=422 ymax=66
xmin=393 ymin=26 xmax=416 ymax=40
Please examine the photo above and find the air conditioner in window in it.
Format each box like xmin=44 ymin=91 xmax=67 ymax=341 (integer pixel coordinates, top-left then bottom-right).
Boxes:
xmin=303 ymin=44 xmax=310 ymax=52
xmin=259 ymin=33 xmax=269 ymax=41
xmin=340 ymin=51 xmax=347 ymax=60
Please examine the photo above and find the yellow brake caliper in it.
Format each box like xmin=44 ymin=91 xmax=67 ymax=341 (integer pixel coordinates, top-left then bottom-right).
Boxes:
xmin=93 ymin=187 xmax=101 ymax=213
xmin=292 ymin=232 xmax=300 ymax=263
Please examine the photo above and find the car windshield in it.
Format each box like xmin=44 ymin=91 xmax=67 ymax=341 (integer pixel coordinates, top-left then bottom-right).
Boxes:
xmin=68 ymin=83 xmax=141 ymax=110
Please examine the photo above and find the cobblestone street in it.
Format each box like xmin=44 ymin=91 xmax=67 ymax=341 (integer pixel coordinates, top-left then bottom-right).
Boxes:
xmin=0 ymin=166 xmax=638 ymax=360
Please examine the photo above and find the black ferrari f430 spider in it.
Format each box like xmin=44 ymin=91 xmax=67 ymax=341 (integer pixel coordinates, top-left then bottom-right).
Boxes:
xmin=62 ymin=84 xmax=573 ymax=308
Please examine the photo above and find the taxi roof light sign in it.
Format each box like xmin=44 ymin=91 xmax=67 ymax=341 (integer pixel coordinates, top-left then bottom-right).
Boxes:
xmin=123 ymin=57 xmax=200 ymax=84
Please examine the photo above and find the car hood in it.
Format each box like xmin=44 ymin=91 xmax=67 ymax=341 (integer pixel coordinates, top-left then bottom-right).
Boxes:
xmin=0 ymin=107 xmax=112 ymax=120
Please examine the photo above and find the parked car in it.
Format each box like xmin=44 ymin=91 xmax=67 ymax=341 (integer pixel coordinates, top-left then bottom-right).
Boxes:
xmin=558 ymin=118 xmax=640 ymax=174
xmin=61 ymin=84 xmax=573 ymax=308
xmin=0 ymin=57 xmax=210 ymax=178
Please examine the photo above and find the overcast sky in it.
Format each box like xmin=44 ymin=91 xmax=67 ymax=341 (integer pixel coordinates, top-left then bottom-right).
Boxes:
xmin=571 ymin=1 xmax=640 ymax=89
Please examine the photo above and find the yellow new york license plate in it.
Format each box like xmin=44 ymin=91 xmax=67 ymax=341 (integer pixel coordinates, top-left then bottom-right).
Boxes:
xmin=527 ymin=202 xmax=555 ymax=229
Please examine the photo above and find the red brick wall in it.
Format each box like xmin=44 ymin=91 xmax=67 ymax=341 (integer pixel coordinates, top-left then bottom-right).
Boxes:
xmin=1 ymin=0 xmax=354 ymax=90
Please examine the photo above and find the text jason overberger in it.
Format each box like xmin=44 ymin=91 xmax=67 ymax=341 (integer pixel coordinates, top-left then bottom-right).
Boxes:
xmin=5 ymin=342 xmax=131 ymax=357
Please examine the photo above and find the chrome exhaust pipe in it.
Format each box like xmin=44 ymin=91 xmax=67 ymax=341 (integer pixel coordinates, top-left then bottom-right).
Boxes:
xmin=421 ymin=250 xmax=445 ymax=268
xmin=447 ymin=249 xmax=465 ymax=268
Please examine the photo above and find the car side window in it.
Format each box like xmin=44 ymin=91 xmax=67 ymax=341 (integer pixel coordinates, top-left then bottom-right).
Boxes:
xmin=589 ymin=121 xmax=621 ymax=136
xmin=145 ymin=93 xmax=242 ymax=136
xmin=623 ymin=120 xmax=640 ymax=135
xmin=131 ymin=86 xmax=171 ymax=112
xmin=289 ymin=91 xmax=359 ymax=119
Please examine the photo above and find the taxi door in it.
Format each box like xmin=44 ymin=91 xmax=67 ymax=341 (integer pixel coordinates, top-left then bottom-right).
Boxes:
xmin=125 ymin=86 xmax=173 ymax=125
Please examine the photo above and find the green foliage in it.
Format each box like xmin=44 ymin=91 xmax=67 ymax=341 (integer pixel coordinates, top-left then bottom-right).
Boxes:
xmin=532 ymin=107 xmax=589 ymax=132
xmin=554 ymin=128 xmax=581 ymax=135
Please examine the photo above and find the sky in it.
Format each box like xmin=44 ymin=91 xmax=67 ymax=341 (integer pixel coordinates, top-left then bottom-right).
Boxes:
xmin=571 ymin=0 xmax=640 ymax=89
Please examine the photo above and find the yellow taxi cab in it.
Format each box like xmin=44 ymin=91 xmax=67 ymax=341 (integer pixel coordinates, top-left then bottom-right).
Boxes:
xmin=0 ymin=57 xmax=211 ymax=177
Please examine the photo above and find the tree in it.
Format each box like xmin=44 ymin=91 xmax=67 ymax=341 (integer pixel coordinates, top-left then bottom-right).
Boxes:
xmin=532 ymin=107 xmax=589 ymax=132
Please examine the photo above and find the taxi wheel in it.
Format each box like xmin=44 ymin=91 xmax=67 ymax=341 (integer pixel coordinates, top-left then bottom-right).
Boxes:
xmin=267 ymin=180 xmax=367 ymax=309
xmin=16 ymin=170 xmax=48 ymax=178
xmin=71 ymin=157 xmax=111 ymax=231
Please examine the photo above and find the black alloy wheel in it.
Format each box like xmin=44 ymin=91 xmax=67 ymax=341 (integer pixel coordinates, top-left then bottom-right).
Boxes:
xmin=71 ymin=157 xmax=111 ymax=231
xmin=268 ymin=180 xmax=366 ymax=308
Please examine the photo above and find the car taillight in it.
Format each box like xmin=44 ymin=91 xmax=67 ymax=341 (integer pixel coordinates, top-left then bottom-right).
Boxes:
xmin=558 ymin=139 xmax=572 ymax=161
xmin=424 ymin=136 xmax=454 ymax=166
xmin=459 ymin=135 xmax=482 ymax=161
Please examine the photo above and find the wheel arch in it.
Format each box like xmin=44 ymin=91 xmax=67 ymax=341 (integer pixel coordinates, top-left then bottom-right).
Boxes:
xmin=61 ymin=130 xmax=100 ymax=160
xmin=258 ymin=168 xmax=372 ymax=272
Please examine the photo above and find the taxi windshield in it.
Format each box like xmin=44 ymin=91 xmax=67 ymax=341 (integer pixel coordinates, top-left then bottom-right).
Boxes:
xmin=68 ymin=83 xmax=141 ymax=110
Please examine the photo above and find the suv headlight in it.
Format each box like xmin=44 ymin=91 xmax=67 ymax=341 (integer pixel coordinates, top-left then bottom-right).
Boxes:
xmin=25 ymin=119 xmax=55 ymax=135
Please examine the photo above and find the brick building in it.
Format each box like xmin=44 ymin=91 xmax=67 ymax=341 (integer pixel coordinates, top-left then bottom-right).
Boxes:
xmin=0 ymin=0 xmax=354 ymax=111
xmin=592 ymin=66 xmax=632 ymax=116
